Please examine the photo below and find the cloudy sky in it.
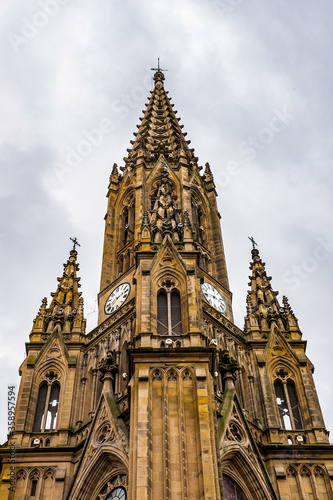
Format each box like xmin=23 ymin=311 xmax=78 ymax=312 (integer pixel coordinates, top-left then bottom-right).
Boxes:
xmin=0 ymin=0 xmax=332 ymax=444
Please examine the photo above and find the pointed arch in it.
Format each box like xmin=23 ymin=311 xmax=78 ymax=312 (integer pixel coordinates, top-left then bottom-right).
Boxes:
xmin=299 ymin=465 xmax=316 ymax=498
xmin=69 ymin=446 xmax=129 ymax=500
xmin=30 ymin=360 xmax=66 ymax=433
xmin=223 ymin=474 xmax=248 ymax=500
xmin=267 ymin=356 xmax=309 ymax=431
xmin=35 ymin=357 xmax=66 ymax=386
xmin=151 ymin=247 xmax=189 ymax=336
xmin=146 ymin=161 xmax=181 ymax=203
xmin=150 ymin=368 xmax=163 ymax=381
xmin=180 ymin=366 xmax=194 ymax=380
xmin=221 ymin=447 xmax=274 ymax=500
xmin=314 ymin=465 xmax=332 ymax=498
xmin=166 ymin=367 xmax=179 ymax=381
xmin=41 ymin=468 xmax=56 ymax=498
xmin=15 ymin=468 xmax=27 ymax=498
xmin=157 ymin=288 xmax=182 ymax=336
xmin=155 ymin=274 xmax=186 ymax=335
xmin=33 ymin=380 xmax=60 ymax=432
xmin=273 ymin=377 xmax=303 ymax=430
xmin=28 ymin=469 xmax=41 ymax=499
xmin=286 ymin=465 xmax=300 ymax=497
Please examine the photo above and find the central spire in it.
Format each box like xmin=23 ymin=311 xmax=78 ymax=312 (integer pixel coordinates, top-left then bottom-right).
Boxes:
xmin=100 ymin=71 xmax=231 ymax=297
xmin=123 ymin=66 xmax=197 ymax=167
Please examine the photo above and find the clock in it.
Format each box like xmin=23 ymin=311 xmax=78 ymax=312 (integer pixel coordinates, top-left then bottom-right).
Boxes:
xmin=201 ymin=281 xmax=227 ymax=314
xmin=105 ymin=283 xmax=131 ymax=315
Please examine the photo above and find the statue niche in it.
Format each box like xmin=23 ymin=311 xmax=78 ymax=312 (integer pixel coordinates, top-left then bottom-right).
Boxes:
xmin=149 ymin=169 xmax=182 ymax=242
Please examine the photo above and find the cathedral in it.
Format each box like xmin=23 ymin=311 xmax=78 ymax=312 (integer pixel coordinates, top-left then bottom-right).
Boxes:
xmin=1 ymin=68 xmax=333 ymax=499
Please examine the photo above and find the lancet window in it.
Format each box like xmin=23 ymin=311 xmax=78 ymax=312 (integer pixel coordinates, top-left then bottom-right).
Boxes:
xmin=157 ymin=280 xmax=182 ymax=336
xmin=274 ymin=372 xmax=303 ymax=430
xmin=33 ymin=372 xmax=60 ymax=432
xmin=28 ymin=470 xmax=40 ymax=498
xmin=30 ymin=479 xmax=38 ymax=497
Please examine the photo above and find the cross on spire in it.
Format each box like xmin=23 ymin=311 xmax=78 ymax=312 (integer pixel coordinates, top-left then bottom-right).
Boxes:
xmin=248 ymin=236 xmax=258 ymax=250
xmin=70 ymin=237 xmax=80 ymax=251
xmin=151 ymin=58 xmax=167 ymax=73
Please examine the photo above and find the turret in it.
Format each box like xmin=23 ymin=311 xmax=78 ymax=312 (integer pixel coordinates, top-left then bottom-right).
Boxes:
xmin=245 ymin=245 xmax=301 ymax=341
xmin=30 ymin=244 xmax=86 ymax=342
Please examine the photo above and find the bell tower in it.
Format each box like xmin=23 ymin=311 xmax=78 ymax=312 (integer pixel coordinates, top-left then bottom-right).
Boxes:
xmin=97 ymin=69 xmax=233 ymax=499
xmin=1 ymin=69 xmax=333 ymax=500
xmin=99 ymin=69 xmax=231 ymax=316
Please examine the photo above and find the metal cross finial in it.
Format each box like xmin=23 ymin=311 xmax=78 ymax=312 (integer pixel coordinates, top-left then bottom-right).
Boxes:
xmin=248 ymin=236 xmax=258 ymax=250
xmin=151 ymin=58 xmax=168 ymax=73
xmin=70 ymin=237 xmax=80 ymax=251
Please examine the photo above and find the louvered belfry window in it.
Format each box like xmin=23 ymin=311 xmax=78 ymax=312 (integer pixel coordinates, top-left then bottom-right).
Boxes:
xmin=157 ymin=284 xmax=182 ymax=336
xmin=275 ymin=379 xmax=303 ymax=430
xmin=33 ymin=373 xmax=60 ymax=432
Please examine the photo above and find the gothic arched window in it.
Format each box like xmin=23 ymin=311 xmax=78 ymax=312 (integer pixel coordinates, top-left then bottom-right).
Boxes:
xmin=274 ymin=379 xmax=302 ymax=430
xmin=33 ymin=375 xmax=60 ymax=432
xmin=30 ymin=479 xmax=38 ymax=497
xmin=157 ymin=286 xmax=182 ymax=336
xmin=28 ymin=470 xmax=40 ymax=499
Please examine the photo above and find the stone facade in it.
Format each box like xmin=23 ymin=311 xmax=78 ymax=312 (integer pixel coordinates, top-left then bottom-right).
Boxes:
xmin=1 ymin=70 xmax=333 ymax=499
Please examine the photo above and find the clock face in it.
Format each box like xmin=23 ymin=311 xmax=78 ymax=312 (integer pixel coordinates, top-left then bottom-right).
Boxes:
xmin=201 ymin=282 xmax=227 ymax=314
xmin=105 ymin=283 xmax=131 ymax=315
